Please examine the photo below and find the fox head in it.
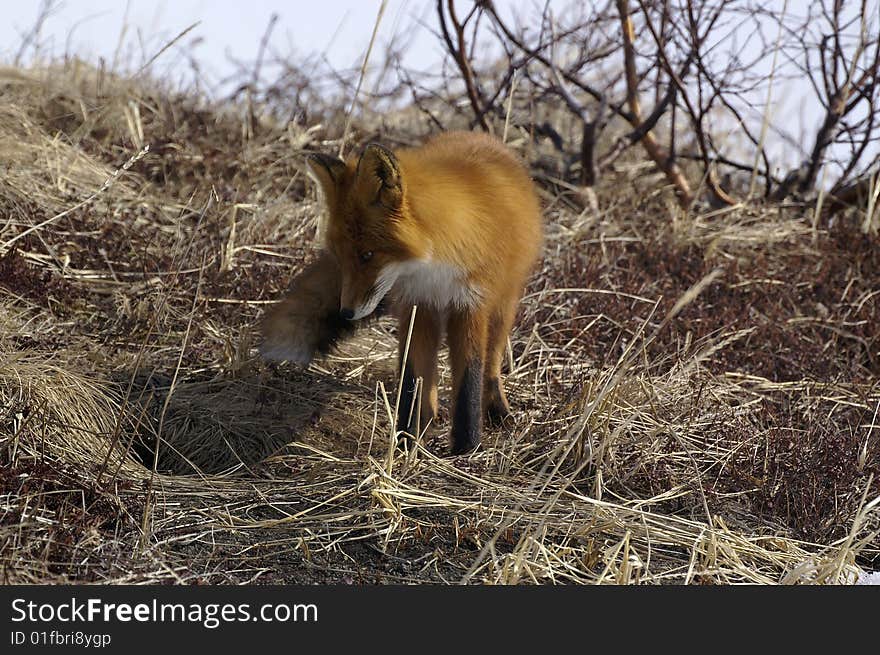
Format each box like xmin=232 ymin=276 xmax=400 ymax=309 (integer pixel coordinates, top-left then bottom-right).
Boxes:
xmin=307 ymin=144 xmax=423 ymax=320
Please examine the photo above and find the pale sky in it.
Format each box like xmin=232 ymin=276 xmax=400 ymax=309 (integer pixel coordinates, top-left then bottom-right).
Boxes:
xmin=1 ymin=1 xmax=876 ymax=179
xmin=1 ymin=1 xmax=441 ymax=89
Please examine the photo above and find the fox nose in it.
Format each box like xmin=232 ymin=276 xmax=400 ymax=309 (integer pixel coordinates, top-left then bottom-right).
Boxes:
xmin=339 ymin=308 xmax=355 ymax=321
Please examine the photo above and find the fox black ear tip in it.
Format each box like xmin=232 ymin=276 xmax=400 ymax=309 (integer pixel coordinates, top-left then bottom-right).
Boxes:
xmin=306 ymin=153 xmax=328 ymax=167
xmin=307 ymin=152 xmax=344 ymax=166
xmin=364 ymin=143 xmax=394 ymax=158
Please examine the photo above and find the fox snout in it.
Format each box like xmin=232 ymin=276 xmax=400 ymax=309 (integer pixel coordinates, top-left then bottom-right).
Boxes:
xmin=340 ymin=267 xmax=398 ymax=321
xmin=340 ymin=294 xmax=379 ymax=321
xmin=339 ymin=281 xmax=372 ymax=321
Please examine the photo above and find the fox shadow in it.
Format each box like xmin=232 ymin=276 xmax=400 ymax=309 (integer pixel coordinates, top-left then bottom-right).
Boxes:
xmin=109 ymin=361 xmax=379 ymax=476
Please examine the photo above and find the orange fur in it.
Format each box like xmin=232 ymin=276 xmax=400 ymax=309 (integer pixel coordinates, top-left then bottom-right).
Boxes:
xmin=261 ymin=131 xmax=543 ymax=454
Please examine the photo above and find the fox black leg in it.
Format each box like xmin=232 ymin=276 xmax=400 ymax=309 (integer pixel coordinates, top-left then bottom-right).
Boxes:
xmin=447 ymin=310 xmax=488 ymax=455
xmin=395 ymin=305 xmax=441 ymax=446
xmin=450 ymin=357 xmax=483 ymax=454
xmin=397 ymin=361 xmax=419 ymax=442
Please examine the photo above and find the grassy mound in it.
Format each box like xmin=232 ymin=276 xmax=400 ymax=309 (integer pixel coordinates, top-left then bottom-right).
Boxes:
xmin=1 ymin=61 xmax=877 ymax=584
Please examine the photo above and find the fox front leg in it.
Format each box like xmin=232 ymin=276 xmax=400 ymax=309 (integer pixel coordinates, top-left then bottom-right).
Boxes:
xmin=446 ymin=309 xmax=489 ymax=455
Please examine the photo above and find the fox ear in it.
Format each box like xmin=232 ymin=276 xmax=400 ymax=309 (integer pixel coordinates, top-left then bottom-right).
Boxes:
xmin=306 ymin=153 xmax=346 ymax=203
xmin=356 ymin=144 xmax=403 ymax=211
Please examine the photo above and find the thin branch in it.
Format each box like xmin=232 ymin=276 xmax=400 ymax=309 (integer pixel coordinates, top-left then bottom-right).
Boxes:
xmin=616 ymin=0 xmax=694 ymax=207
xmin=438 ymin=0 xmax=490 ymax=131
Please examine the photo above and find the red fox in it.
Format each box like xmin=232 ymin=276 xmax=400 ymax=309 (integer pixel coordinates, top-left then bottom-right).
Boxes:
xmin=260 ymin=131 xmax=543 ymax=454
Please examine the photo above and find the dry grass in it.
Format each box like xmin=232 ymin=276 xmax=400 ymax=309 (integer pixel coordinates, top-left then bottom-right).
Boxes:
xmin=1 ymin=60 xmax=878 ymax=585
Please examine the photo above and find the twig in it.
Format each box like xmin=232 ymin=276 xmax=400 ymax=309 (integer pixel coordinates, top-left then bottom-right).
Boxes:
xmin=339 ymin=0 xmax=388 ymax=158
xmin=616 ymin=0 xmax=694 ymax=208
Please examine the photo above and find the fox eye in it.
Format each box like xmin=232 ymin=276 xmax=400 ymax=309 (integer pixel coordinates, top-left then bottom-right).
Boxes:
xmin=359 ymin=250 xmax=373 ymax=263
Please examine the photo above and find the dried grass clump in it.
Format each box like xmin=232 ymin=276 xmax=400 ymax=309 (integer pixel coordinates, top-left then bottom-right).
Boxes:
xmin=1 ymin=60 xmax=878 ymax=584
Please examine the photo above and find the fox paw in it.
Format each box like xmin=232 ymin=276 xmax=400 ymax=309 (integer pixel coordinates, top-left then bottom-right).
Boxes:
xmin=485 ymin=402 xmax=513 ymax=427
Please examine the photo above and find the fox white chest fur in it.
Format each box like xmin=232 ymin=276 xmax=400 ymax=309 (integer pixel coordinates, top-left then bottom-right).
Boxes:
xmin=353 ymin=257 xmax=481 ymax=319
xmin=392 ymin=258 xmax=482 ymax=310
